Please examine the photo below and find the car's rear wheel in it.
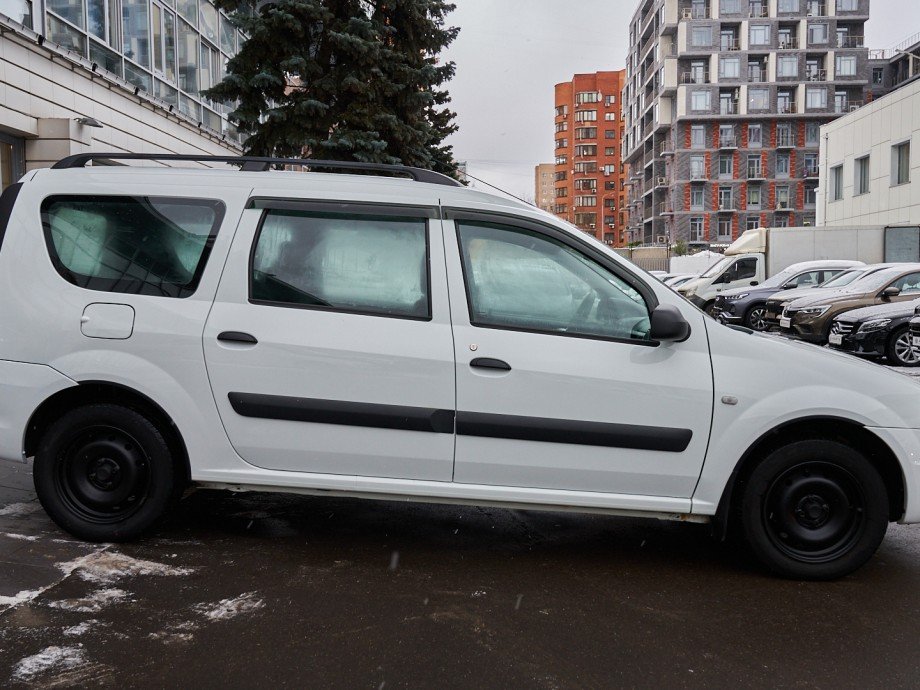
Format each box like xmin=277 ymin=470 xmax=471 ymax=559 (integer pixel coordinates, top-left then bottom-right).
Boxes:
xmin=744 ymin=304 xmax=769 ymax=331
xmin=741 ymin=440 xmax=888 ymax=580
xmin=33 ymin=404 xmax=180 ymax=542
xmin=886 ymin=326 xmax=920 ymax=367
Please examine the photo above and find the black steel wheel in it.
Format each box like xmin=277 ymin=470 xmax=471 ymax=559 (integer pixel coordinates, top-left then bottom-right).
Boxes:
xmin=887 ymin=326 xmax=920 ymax=367
xmin=741 ymin=440 xmax=888 ymax=580
xmin=34 ymin=404 xmax=180 ymax=542
xmin=744 ymin=304 xmax=769 ymax=331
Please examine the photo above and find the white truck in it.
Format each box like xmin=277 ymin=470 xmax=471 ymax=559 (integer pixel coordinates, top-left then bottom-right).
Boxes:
xmin=677 ymin=225 xmax=920 ymax=311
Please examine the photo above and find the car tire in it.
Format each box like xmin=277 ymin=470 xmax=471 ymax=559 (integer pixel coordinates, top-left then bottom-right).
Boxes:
xmin=33 ymin=404 xmax=181 ymax=542
xmin=740 ymin=440 xmax=888 ymax=580
xmin=886 ymin=326 xmax=920 ymax=367
xmin=744 ymin=304 xmax=769 ymax=331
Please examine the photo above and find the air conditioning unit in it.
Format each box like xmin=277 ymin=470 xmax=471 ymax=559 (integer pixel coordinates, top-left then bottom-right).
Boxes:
xmin=682 ymin=8 xmax=693 ymax=19
xmin=849 ymin=104 xmax=860 ymax=111
xmin=657 ymin=176 xmax=668 ymax=185
xmin=589 ymin=223 xmax=597 ymax=229
xmin=656 ymin=235 xmax=669 ymax=244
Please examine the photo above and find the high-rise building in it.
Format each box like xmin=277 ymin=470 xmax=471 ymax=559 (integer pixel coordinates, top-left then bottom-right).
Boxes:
xmin=0 ymin=0 xmax=242 ymax=193
xmin=622 ymin=0 xmax=872 ymax=247
xmin=534 ymin=163 xmax=555 ymax=212
xmin=553 ymin=70 xmax=627 ymax=245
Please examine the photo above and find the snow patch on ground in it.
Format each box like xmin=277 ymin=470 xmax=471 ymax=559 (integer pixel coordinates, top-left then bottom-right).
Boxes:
xmin=45 ymin=588 xmax=129 ymax=613
xmin=0 ymin=502 xmax=42 ymax=517
xmin=63 ymin=620 xmax=101 ymax=637
xmin=0 ymin=589 xmax=46 ymax=609
xmin=62 ymin=550 xmax=196 ymax=583
xmin=3 ymin=532 xmax=40 ymax=541
xmin=11 ymin=645 xmax=87 ymax=682
xmin=193 ymin=592 xmax=265 ymax=621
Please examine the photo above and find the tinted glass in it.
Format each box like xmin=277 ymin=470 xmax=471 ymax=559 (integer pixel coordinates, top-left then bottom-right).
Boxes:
xmin=457 ymin=221 xmax=650 ymax=342
xmin=252 ymin=209 xmax=429 ymax=319
xmin=891 ymin=272 xmax=920 ymax=295
xmin=42 ymin=196 xmax=223 ymax=297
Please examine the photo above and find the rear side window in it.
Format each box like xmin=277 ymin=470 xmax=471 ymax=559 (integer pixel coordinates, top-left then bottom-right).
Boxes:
xmin=41 ymin=195 xmax=224 ymax=298
xmin=250 ymin=208 xmax=430 ymax=320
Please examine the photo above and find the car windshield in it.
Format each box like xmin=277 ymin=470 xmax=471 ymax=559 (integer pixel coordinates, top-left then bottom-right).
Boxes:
xmin=701 ymin=257 xmax=733 ymax=278
xmin=819 ymin=269 xmax=863 ymax=288
xmin=847 ymin=269 xmax=905 ymax=293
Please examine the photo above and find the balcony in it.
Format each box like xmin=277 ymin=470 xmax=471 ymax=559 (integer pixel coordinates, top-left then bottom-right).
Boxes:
xmin=681 ymin=71 xmax=710 ymax=84
xmin=777 ymin=37 xmax=800 ymax=49
xmin=657 ymin=139 xmax=675 ymax=156
xmin=805 ymin=164 xmax=820 ymax=178
xmin=776 ymin=135 xmax=796 ymax=148
xmin=837 ymin=35 xmax=865 ymax=48
xmin=720 ymin=38 xmax=740 ymax=51
xmin=690 ymin=170 xmax=707 ymax=181
xmin=748 ymin=69 xmax=768 ymax=83
xmin=719 ymin=135 xmax=738 ymax=148
xmin=747 ymin=166 xmax=765 ymax=180
xmin=720 ymin=101 xmax=739 ymax=115
xmin=717 ymin=200 xmax=737 ymax=212
xmin=806 ymin=69 xmax=828 ymax=82
xmin=806 ymin=2 xmax=827 ymax=16
xmin=658 ymin=202 xmax=674 ymax=216
xmin=680 ymin=6 xmax=711 ymax=20
xmin=835 ymin=100 xmax=863 ymax=113
xmin=778 ymin=101 xmax=798 ymax=114
xmin=775 ymin=200 xmax=793 ymax=211
xmin=749 ymin=4 xmax=768 ymax=17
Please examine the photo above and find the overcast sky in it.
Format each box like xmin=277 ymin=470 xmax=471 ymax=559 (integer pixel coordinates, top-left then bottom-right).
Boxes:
xmin=442 ymin=0 xmax=918 ymax=200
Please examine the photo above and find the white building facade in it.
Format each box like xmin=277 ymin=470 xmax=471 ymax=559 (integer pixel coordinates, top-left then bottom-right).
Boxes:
xmin=0 ymin=0 xmax=242 ymax=192
xmin=818 ymin=77 xmax=919 ymax=226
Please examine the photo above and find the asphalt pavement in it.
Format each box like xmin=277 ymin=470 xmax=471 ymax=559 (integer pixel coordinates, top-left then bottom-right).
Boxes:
xmin=2 ymin=365 xmax=920 ymax=688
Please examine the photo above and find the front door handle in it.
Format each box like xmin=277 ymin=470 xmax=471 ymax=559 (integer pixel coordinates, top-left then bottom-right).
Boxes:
xmin=470 ymin=357 xmax=511 ymax=371
xmin=217 ymin=331 xmax=258 ymax=344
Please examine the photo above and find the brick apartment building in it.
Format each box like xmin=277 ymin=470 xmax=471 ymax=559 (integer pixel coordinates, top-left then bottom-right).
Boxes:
xmin=553 ymin=71 xmax=627 ymax=245
xmin=622 ymin=0 xmax=873 ymax=247
xmin=534 ymin=163 xmax=556 ymax=212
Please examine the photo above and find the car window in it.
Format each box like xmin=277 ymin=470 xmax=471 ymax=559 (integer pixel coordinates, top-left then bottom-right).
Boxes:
xmin=820 ymin=269 xmax=862 ymax=288
xmin=729 ymin=258 xmax=757 ymax=281
xmin=41 ymin=195 xmax=224 ymax=298
xmin=456 ymin=220 xmax=651 ymax=341
xmin=251 ymin=209 xmax=430 ymax=319
xmin=891 ymin=272 xmax=920 ymax=295
xmin=788 ymin=270 xmax=823 ymax=288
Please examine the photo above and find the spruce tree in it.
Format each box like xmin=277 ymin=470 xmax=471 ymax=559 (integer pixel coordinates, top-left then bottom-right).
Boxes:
xmin=205 ymin=0 xmax=459 ymax=176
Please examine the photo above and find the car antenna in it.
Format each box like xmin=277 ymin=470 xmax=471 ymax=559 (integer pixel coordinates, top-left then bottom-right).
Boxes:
xmin=459 ymin=171 xmax=533 ymax=206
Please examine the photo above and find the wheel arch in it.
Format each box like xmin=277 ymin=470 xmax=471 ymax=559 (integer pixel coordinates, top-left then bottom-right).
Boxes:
xmin=24 ymin=380 xmax=191 ymax=485
xmin=711 ymin=415 xmax=906 ymax=540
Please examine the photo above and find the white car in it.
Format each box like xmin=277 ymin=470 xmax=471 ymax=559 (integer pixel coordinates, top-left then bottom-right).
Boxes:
xmin=1 ymin=153 xmax=918 ymax=580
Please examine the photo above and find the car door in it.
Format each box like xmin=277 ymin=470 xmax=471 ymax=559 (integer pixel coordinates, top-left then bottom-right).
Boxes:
xmin=883 ymin=270 xmax=920 ymax=303
xmin=443 ymin=209 xmax=713 ymax=498
xmin=202 ymin=196 xmax=456 ymax=481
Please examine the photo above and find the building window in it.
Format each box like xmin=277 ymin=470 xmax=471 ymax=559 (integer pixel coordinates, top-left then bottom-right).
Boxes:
xmin=748 ymin=88 xmax=769 ymax=111
xmin=720 ymin=124 xmax=735 ymax=145
xmin=749 ymin=24 xmax=771 ymax=46
xmin=806 ymin=87 xmax=827 ymax=109
xmin=837 ymin=0 xmax=857 ymax=9
xmin=690 ymin=155 xmax=706 ymax=179
xmin=555 ymin=188 xmax=568 ymax=198
xmin=747 ymin=185 xmax=762 ymax=209
xmin=873 ymin=67 xmax=884 ymax=85
xmin=717 ymin=217 xmax=732 ymax=240
xmin=605 ymin=147 xmax=616 ymax=155
xmin=804 ymin=152 xmax=819 ymax=177
xmin=777 ymin=152 xmax=791 ymax=177
xmin=555 ymin=138 xmax=568 ymax=149
xmin=831 ymin=164 xmax=843 ymax=200
xmin=574 ymin=179 xmax=597 ymax=191
xmin=748 ymin=124 xmax=762 ymax=148
xmin=691 ymin=26 xmax=712 ymax=47
xmin=604 ymin=112 xmax=617 ymax=121
xmin=575 ymin=91 xmax=600 ymax=104
xmin=575 ymin=196 xmax=597 ymax=207
xmin=854 ymin=155 xmax=869 ymax=195
xmin=892 ymin=142 xmax=911 ymax=185
xmin=806 ymin=122 xmax=820 ymax=145
xmin=718 ymin=186 xmax=733 ymax=209
xmin=605 ymin=130 xmax=616 ymax=139
xmin=691 ymin=90 xmax=711 ymax=111
xmin=605 ymin=94 xmax=616 ymax=106
xmin=575 ymin=110 xmax=597 ymax=122
xmin=778 ymin=0 xmax=800 ymax=11
xmin=574 ymin=144 xmax=597 ymax=157
xmin=720 ymin=0 xmax=740 ymax=12
xmin=554 ymin=105 xmax=568 ymax=117
xmin=574 ymin=127 xmax=597 ymax=139
xmin=720 ymin=57 xmax=740 ymax=79
xmin=555 ymin=121 xmax=568 ymax=133
xmin=805 ymin=183 xmax=818 ymax=206
xmin=691 ymin=124 xmax=706 ymax=148
xmin=808 ymin=23 xmax=828 ymax=44
xmin=777 ymin=55 xmax=798 ymax=78
xmin=691 ymin=187 xmax=705 ymax=210
xmin=555 ymin=171 xmax=567 ymax=182
xmin=777 ymin=185 xmax=791 ymax=208
xmin=836 ymin=55 xmax=857 ymax=77
xmin=719 ymin=153 xmax=734 ymax=178
xmin=555 ymin=154 xmax=568 ymax=165
xmin=746 ymin=216 xmax=761 ymax=230
xmin=747 ymin=154 xmax=763 ymax=178
xmin=574 ymin=162 xmax=598 ymax=173
xmin=690 ymin=217 xmax=704 ymax=242
xmin=775 ymin=216 xmax=789 ymax=228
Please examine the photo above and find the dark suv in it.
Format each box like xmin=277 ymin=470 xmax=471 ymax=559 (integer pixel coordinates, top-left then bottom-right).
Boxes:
xmin=828 ymin=299 xmax=920 ymax=366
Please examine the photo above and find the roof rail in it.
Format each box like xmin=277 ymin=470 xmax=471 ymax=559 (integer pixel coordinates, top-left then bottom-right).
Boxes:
xmin=51 ymin=152 xmax=463 ymax=187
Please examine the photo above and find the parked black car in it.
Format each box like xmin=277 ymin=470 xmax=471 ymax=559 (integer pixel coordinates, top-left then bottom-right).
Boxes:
xmin=828 ymin=298 xmax=920 ymax=366
xmin=712 ymin=261 xmax=858 ymax=331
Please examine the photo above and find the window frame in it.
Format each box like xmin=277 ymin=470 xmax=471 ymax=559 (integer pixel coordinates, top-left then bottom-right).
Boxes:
xmin=40 ymin=193 xmax=226 ymax=299
xmin=444 ymin=208 xmax=660 ymax=347
xmin=246 ymin=199 xmax=437 ymax=322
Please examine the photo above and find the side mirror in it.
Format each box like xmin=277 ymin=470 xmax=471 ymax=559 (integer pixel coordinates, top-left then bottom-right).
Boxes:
xmin=650 ymin=304 xmax=691 ymax=342
xmin=914 ymin=305 xmax=920 ymax=315
xmin=882 ymin=286 xmax=901 ymax=299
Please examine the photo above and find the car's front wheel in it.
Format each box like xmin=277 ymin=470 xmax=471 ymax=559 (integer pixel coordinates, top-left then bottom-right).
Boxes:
xmin=33 ymin=404 xmax=181 ymax=542
xmin=740 ymin=440 xmax=888 ymax=580
xmin=886 ymin=326 xmax=920 ymax=367
xmin=744 ymin=304 xmax=769 ymax=331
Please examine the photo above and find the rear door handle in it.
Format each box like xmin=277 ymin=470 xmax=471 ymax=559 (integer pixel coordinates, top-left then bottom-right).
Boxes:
xmin=470 ymin=357 xmax=511 ymax=371
xmin=217 ymin=331 xmax=258 ymax=344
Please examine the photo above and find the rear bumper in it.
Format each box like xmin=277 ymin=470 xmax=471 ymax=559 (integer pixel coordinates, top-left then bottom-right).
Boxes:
xmin=0 ymin=360 xmax=76 ymax=463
